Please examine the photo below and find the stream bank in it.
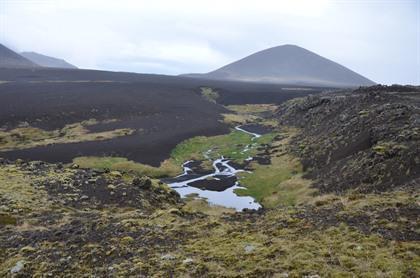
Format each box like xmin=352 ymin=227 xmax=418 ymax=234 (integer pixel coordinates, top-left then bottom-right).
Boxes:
xmin=164 ymin=124 xmax=272 ymax=211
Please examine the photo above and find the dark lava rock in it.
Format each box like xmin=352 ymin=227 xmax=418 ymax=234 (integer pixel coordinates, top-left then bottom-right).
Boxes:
xmin=252 ymin=156 xmax=271 ymax=165
xmin=188 ymin=176 xmax=237 ymax=192
xmin=132 ymin=177 xmax=152 ymax=189
xmin=276 ymin=85 xmax=420 ymax=194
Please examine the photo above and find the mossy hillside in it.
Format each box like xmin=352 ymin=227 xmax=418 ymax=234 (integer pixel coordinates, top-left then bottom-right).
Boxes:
xmin=236 ymin=157 xmax=314 ymax=208
xmin=235 ymin=127 xmax=315 ymax=208
xmin=276 ymin=86 xmax=420 ymax=194
xmin=0 ymin=159 xmax=419 ymax=276
xmin=3 ymin=205 xmax=417 ymax=277
xmin=0 ymin=164 xmax=53 ymax=213
xmin=180 ymin=189 xmax=418 ymax=276
xmin=184 ymin=220 xmax=418 ymax=277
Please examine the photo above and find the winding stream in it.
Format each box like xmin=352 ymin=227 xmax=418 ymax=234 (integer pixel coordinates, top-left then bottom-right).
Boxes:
xmin=166 ymin=125 xmax=264 ymax=211
xmin=234 ymin=125 xmax=262 ymax=139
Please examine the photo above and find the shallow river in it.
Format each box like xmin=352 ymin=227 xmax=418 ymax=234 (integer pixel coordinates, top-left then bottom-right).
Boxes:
xmin=165 ymin=125 xmax=264 ymax=211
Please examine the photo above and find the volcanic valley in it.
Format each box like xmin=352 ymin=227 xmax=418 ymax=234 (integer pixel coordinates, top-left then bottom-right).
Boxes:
xmin=0 ymin=43 xmax=419 ymax=277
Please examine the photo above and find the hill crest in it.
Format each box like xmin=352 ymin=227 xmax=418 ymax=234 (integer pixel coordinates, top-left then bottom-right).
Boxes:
xmin=183 ymin=44 xmax=375 ymax=88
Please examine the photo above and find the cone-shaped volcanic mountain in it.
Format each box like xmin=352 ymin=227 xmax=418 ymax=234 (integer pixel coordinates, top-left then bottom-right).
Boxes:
xmin=0 ymin=44 xmax=40 ymax=68
xmin=183 ymin=44 xmax=375 ymax=87
xmin=21 ymin=52 xmax=77 ymax=69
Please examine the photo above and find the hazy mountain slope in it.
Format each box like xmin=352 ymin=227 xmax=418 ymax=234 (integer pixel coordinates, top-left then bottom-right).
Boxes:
xmin=0 ymin=44 xmax=39 ymax=68
xmin=21 ymin=52 xmax=77 ymax=69
xmin=183 ymin=44 xmax=375 ymax=87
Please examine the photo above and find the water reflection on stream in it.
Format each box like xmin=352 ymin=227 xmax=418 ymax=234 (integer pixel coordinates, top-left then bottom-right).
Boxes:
xmin=165 ymin=125 xmax=264 ymax=211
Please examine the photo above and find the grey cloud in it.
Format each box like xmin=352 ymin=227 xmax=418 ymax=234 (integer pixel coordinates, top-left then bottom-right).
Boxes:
xmin=0 ymin=0 xmax=418 ymax=84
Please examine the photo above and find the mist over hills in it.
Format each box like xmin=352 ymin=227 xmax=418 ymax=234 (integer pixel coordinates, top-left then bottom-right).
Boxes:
xmin=21 ymin=52 xmax=77 ymax=69
xmin=0 ymin=44 xmax=76 ymax=69
xmin=0 ymin=44 xmax=40 ymax=68
xmin=1 ymin=43 xmax=375 ymax=88
xmin=183 ymin=44 xmax=375 ymax=88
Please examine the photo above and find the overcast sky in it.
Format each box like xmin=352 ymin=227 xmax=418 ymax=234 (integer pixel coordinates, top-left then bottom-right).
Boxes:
xmin=1 ymin=0 xmax=419 ymax=84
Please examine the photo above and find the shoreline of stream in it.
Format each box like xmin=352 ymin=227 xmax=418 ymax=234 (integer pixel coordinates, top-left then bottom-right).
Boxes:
xmin=164 ymin=125 xmax=270 ymax=211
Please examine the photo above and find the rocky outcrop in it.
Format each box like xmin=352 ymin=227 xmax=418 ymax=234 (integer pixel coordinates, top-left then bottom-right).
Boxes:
xmin=276 ymin=85 xmax=420 ymax=193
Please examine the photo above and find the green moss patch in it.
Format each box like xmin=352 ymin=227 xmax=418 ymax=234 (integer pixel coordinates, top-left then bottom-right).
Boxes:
xmin=172 ymin=129 xmax=275 ymax=163
xmin=235 ymin=128 xmax=316 ymax=207
xmin=0 ymin=214 xmax=17 ymax=226
xmin=200 ymin=87 xmax=219 ymax=103
xmin=73 ymin=156 xmax=181 ymax=178
xmin=222 ymin=104 xmax=279 ymax=127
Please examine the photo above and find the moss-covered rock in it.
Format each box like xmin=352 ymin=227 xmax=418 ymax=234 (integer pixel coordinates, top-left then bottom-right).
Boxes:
xmin=276 ymin=85 xmax=420 ymax=194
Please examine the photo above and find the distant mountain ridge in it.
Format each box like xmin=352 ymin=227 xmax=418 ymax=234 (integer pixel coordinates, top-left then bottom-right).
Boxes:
xmin=182 ymin=44 xmax=375 ymax=88
xmin=0 ymin=44 xmax=40 ymax=68
xmin=21 ymin=52 xmax=77 ymax=69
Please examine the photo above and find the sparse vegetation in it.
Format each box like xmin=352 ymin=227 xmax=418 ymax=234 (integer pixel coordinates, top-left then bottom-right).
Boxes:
xmin=176 ymin=128 xmax=276 ymax=161
xmin=237 ymin=156 xmax=314 ymax=207
xmin=236 ymin=128 xmax=315 ymax=207
xmin=0 ymin=119 xmax=134 ymax=151
xmin=73 ymin=156 xmax=181 ymax=178
xmin=227 ymin=104 xmax=278 ymax=114
xmin=0 ymin=159 xmax=418 ymax=276
xmin=221 ymin=112 xmax=259 ymax=125
xmin=222 ymin=104 xmax=279 ymax=127
xmin=73 ymin=129 xmax=275 ymax=177
xmin=182 ymin=194 xmax=235 ymax=216
xmin=200 ymin=87 xmax=219 ymax=103
xmin=277 ymin=86 xmax=420 ymax=194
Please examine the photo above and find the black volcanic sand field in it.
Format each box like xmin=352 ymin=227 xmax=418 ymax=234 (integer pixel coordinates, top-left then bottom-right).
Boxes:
xmin=0 ymin=81 xmax=228 ymax=166
xmin=0 ymin=68 xmax=324 ymax=165
xmin=0 ymin=68 xmax=326 ymax=105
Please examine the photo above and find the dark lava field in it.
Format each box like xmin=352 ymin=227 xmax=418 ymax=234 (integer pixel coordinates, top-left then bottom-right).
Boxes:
xmin=0 ymin=68 xmax=323 ymax=165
